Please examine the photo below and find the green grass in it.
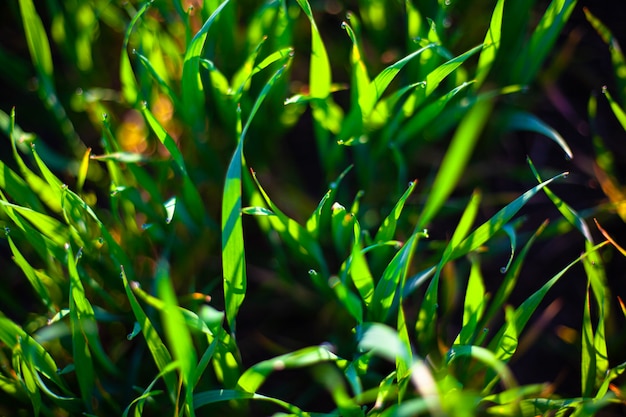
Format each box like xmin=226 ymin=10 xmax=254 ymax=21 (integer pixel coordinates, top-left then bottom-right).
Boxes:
xmin=1 ymin=0 xmax=626 ymax=415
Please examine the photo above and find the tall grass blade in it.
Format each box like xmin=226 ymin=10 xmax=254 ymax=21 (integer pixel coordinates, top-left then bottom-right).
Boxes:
xmin=602 ymin=87 xmax=626 ymax=131
xmin=154 ymin=257 xmax=197 ymax=416
xmin=514 ymin=0 xmax=577 ymax=84
xmin=295 ymin=0 xmax=331 ymax=99
xmin=474 ymin=0 xmax=504 ymax=89
xmin=223 ymin=65 xmax=288 ymax=333
xmin=194 ymin=389 xmax=307 ymax=415
xmin=507 ymin=112 xmax=573 ymax=160
xmin=181 ymin=0 xmax=230 ymax=129
xmin=120 ymin=266 xmax=177 ymax=402
xmin=120 ymin=2 xmax=152 ymax=105
xmin=417 ymin=98 xmax=493 ymax=230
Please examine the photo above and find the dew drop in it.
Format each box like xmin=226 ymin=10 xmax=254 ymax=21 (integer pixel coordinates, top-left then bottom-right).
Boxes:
xmin=483 ymin=328 xmax=489 ymax=333
xmin=308 ymin=269 xmax=318 ymax=276
xmin=601 ymin=85 xmax=608 ymax=94
xmin=329 ymin=182 xmax=337 ymax=190
xmin=140 ymin=100 xmax=147 ymax=109
xmin=408 ymin=181 xmax=414 ymax=187
xmin=562 ymin=172 xmax=569 ymax=179
xmin=76 ymin=248 xmax=83 ymax=259
xmin=102 ymin=113 xmax=108 ymax=120
xmin=500 ymin=266 xmax=507 ymax=274
xmin=288 ymin=48 xmax=295 ymax=57
xmin=64 ymin=242 xmax=70 ymax=251
xmin=132 ymin=48 xmax=137 ymax=55
xmin=98 ymin=237 xmax=104 ymax=245
xmin=341 ymin=21 xmax=347 ymax=29
xmin=4 ymin=227 xmax=10 ymax=236
xmin=564 ymin=153 xmax=572 ymax=161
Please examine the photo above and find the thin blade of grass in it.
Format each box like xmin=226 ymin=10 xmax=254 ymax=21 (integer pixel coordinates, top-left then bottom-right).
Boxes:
xmin=454 ymin=255 xmax=487 ymax=346
xmin=237 ymin=346 xmax=338 ymax=393
xmin=306 ymin=165 xmax=352 ymax=237
xmin=120 ymin=266 xmax=177 ymax=402
xmin=223 ymin=65 xmax=288 ymax=333
xmin=154 ymin=257 xmax=197 ymax=416
xmin=295 ymin=0 xmax=331 ymax=99
xmin=581 ymin=240 xmax=609 ymax=396
xmin=120 ymin=2 xmax=152 ymax=105
xmin=348 ymin=218 xmax=374 ymax=306
xmin=474 ymin=0 xmax=504 ymax=89
xmin=181 ymin=0 xmax=230 ymax=129
xmin=528 ymin=157 xmax=592 ymax=242
xmin=417 ymin=98 xmax=493 ymax=230
xmin=601 ymin=87 xmax=626 ymax=131
xmin=507 ymin=112 xmax=573 ymax=160
xmin=424 ymin=45 xmax=482 ymax=97
xmin=514 ymin=0 xmax=577 ymax=84
xmin=374 ymin=180 xmax=418 ymax=243
xmin=416 ymin=190 xmax=481 ymax=352
xmin=583 ymin=8 xmax=626 ymax=104
xmin=449 ymin=172 xmax=569 ymax=260
xmin=6 ymin=234 xmax=54 ymax=311
xmin=447 ymin=345 xmax=517 ymax=390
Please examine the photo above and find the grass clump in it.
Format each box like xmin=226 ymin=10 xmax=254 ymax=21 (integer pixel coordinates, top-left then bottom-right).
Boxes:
xmin=0 ymin=0 xmax=626 ymax=416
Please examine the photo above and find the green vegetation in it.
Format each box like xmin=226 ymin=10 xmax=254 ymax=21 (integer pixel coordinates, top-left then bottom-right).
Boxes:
xmin=1 ymin=0 xmax=626 ymax=415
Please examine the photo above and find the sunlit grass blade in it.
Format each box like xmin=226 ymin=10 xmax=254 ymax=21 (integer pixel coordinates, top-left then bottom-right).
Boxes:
xmin=306 ymin=165 xmax=352 ymax=237
xmin=369 ymin=232 xmax=420 ymax=322
xmin=181 ymin=0 xmax=230 ymax=129
xmin=237 ymin=346 xmax=338 ymax=393
xmin=506 ymin=112 xmax=573 ymax=160
xmin=528 ymin=157 xmax=592 ymax=242
xmin=8 ymin=109 xmax=55 ymax=213
xmin=347 ymin=218 xmax=374 ymax=306
xmin=374 ymin=180 xmax=417 ymax=243
xmin=601 ymin=87 xmax=626 ymax=131
xmin=0 ymin=201 xmax=67 ymax=247
xmin=422 ymin=45 xmax=481 ymax=98
xmin=454 ymin=255 xmax=487 ymax=346
xmin=66 ymin=244 xmax=96 ymax=412
xmin=312 ymin=363 xmax=363 ymax=417
xmin=223 ymin=64 xmax=288 ymax=334
xmin=154 ymin=257 xmax=198 ymax=416
xmin=581 ymin=240 xmax=609 ymax=397
xmin=295 ymin=0 xmax=331 ymax=99
xmin=447 ymin=345 xmax=517 ymax=389
xmin=474 ymin=0 xmax=504 ymax=89
xmin=417 ymin=98 xmax=493 ymax=230
xmin=133 ymin=50 xmax=179 ymax=106
xmin=449 ymin=172 xmax=569 ymax=260
xmin=120 ymin=2 xmax=152 ymax=105
xmin=6 ymin=234 xmax=54 ymax=312
xmin=488 ymin=241 xmax=609 ymax=360
xmin=416 ymin=190 xmax=481 ymax=351
xmin=584 ymin=8 xmax=626 ymax=103
xmin=476 ymin=220 xmax=549 ymax=346
xmin=394 ymin=81 xmax=473 ymax=147
xmin=514 ymin=0 xmax=577 ymax=84
xmin=120 ymin=266 xmax=177 ymax=403
xmin=250 ymin=169 xmax=327 ymax=280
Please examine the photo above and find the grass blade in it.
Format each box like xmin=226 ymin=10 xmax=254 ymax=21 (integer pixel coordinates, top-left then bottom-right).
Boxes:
xmin=237 ymin=346 xmax=338 ymax=393
xmin=181 ymin=0 xmax=230 ymax=129
xmin=417 ymin=98 xmax=493 ymax=230
xmin=295 ymin=0 xmax=331 ymax=99
xmin=449 ymin=171 xmax=569 ymax=260
xmin=506 ymin=112 xmax=573 ymax=160
xmin=120 ymin=266 xmax=177 ymax=402
xmin=474 ymin=0 xmax=504 ymax=89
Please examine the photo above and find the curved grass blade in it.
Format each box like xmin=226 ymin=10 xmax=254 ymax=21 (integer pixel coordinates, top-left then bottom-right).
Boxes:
xmin=347 ymin=218 xmax=374 ymax=306
xmin=237 ymin=346 xmax=338 ymax=393
xmin=120 ymin=1 xmax=152 ymax=105
xmin=454 ymin=255 xmax=487 ymax=346
xmin=528 ymin=157 xmax=592 ymax=242
xmin=424 ymin=44 xmax=482 ymax=97
xmin=122 ymin=361 xmax=179 ymax=417
xmin=447 ymin=345 xmax=517 ymax=389
xmin=506 ymin=112 xmax=573 ymax=160
xmin=449 ymin=171 xmax=569 ymax=260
